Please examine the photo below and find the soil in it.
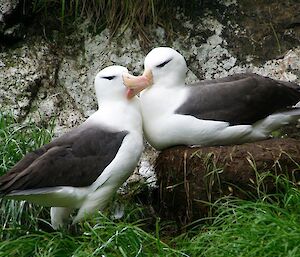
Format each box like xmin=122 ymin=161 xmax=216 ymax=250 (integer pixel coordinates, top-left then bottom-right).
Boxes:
xmin=154 ymin=138 xmax=300 ymax=227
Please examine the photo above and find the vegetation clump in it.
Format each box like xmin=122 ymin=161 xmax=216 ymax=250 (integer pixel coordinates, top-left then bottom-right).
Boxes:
xmin=29 ymin=0 xmax=203 ymax=40
xmin=1 ymin=113 xmax=300 ymax=256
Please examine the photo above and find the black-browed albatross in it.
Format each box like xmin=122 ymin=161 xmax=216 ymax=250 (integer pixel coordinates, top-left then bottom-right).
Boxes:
xmin=0 ymin=65 xmax=146 ymax=229
xmin=125 ymin=47 xmax=300 ymax=150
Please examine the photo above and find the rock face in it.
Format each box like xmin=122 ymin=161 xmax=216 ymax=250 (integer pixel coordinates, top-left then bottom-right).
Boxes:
xmin=0 ymin=0 xmax=20 ymax=25
xmin=0 ymin=0 xmax=27 ymax=42
xmin=222 ymin=0 xmax=300 ymax=64
xmin=0 ymin=0 xmax=300 ymax=187
xmin=154 ymin=139 xmax=300 ymax=226
xmin=1 ymin=1 xmax=299 ymax=129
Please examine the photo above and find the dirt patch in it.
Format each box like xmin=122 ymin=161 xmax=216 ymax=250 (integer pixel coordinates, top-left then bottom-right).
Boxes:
xmin=154 ymin=138 xmax=300 ymax=227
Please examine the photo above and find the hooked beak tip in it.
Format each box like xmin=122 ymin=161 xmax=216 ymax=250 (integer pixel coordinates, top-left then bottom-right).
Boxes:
xmin=123 ymin=69 xmax=153 ymax=98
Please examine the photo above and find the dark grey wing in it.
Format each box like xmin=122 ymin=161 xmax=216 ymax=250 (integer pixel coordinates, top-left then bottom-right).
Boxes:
xmin=176 ymin=73 xmax=300 ymax=125
xmin=0 ymin=124 xmax=128 ymax=194
xmin=195 ymin=73 xmax=256 ymax=86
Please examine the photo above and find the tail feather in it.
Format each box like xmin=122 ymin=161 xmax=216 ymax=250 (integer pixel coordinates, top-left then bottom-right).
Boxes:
xmin=3 ymin=186 xmax=87 ymax=208
xmin=253 ymin=107 xmax=300 ymax=134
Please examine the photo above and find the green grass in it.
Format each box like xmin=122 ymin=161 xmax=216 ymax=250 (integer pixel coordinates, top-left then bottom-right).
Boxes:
xmin=0 ymin=113 xmax=53 ymax=176
xmin=1 ymin=112 xmax=300 ymax=256
xmin=0 ymin=113 xmax=54 ymax=235
xmin=0 ymin=214 xmax=185 ymax=256
xmin=176 ymin=178 xmax=300 ymax=257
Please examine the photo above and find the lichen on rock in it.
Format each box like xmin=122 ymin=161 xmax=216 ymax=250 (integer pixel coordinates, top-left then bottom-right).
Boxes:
xmin=0 ymin=41 xmax=56 ymax=119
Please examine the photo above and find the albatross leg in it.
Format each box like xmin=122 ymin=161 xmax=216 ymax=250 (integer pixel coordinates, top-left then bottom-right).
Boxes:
xmin=50 ymin=207 xmax=73 ymax=230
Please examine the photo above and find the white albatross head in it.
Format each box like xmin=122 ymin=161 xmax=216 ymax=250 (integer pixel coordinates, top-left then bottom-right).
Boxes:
xmin=123 ymin=47 xmax=188 ymax=95
xmin=95 ymin=65 xmax=149 ymax=103
xmin=144 ymin=47 xmax=187 ymax=86
xmin=94 ymin=66 xmax=128 ymax=102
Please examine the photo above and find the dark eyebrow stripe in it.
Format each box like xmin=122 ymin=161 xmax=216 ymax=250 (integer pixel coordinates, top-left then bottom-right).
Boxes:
xmin=102 ymin=76 xmax=116 ymax=80
xmin=156 ymin=58 xmax=172 ymax=68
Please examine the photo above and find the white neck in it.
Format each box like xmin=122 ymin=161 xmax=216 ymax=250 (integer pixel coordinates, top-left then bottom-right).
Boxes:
xmin=89 ymin=98 xmax=142 ymax=135
xmin=140 ymin=85 xmax=187 ymax=122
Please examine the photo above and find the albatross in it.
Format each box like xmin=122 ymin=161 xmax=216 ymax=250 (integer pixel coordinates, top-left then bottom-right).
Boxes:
xmin=125 ymin=47 xmax=300 ymax=150
xmin=0 ymin=65 xmax=146 ymax=229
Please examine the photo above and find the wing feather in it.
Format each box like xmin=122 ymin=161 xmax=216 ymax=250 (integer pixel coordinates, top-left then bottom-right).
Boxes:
xmin=0 ymin=125 xmax=128 ymax=194
xmin=176 ymin=73 xmax=300 ymax=125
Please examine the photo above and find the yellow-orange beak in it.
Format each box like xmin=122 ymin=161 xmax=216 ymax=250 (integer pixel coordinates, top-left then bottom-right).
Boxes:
xmin=123 ymin=69 xmax=153 ymax=99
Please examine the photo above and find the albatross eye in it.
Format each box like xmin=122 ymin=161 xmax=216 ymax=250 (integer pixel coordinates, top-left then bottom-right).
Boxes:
xmin=102 ymin=76 xmax=116 ymax=80
xmin=156 ymin=58 xmax=172 ymax=68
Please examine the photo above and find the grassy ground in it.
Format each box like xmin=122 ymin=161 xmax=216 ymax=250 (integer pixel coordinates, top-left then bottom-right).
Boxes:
xmin=0 ymin=113 xmax=300 ymax=256
xmin=178 ymin=183 xmax=300 ymax=257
